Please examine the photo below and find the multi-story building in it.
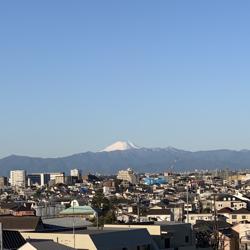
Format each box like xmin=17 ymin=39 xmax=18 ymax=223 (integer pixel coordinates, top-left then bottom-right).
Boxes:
xmin=48 ymin=172 xmax=65 ymax=184
xmin=117 ymin=168 xmax=138 ymax=184
xmin=27 ymin=173 xmax=50 ymax=186
xmin=10 ymin=170 xmax=26 ymax=187
xmin=213 ymin=194 xmax=247 ymax=211
xmin=70 ymin=169 xmax=81 ymax=178
xmin=218 ymin=207 xmax=250 ymax=225
xmin=0 ymin=176 xmax=8 ymax=188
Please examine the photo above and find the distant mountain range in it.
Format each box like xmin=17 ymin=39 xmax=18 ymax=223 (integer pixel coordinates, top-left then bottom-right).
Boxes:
xmin=1 ymin=141 xmax=250 ymax=176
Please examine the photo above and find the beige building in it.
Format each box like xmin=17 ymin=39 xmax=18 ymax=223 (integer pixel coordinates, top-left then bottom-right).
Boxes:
xmin=232 ymin=222 xmax=250 ymax=250
xmin=218 ymin=208 xmax=250 ymax=225
xmin=21 ymin=228 xmax=155 ymax=250
xmin=214 ymin=194 xmax=247 ymax=211
xmin=117 ymin=168 xmax=138 ymax=184
xmin=105 ymin=223 xmax=196 ymax=250
xmin=185 ymin=213 xmax=214 ymax=224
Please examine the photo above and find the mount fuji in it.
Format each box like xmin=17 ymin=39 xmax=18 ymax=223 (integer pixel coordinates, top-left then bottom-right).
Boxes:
xmin=101 ymin=141 xmax=140 ymax=152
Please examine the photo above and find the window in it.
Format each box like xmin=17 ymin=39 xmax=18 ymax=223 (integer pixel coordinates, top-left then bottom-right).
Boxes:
xmin=232 ymin=215 xmax=237 ymax=219
xmin=185 ymin=236 xmax=189 ymax=243
xmin=242 ymin=215 xmax=246 ymax=219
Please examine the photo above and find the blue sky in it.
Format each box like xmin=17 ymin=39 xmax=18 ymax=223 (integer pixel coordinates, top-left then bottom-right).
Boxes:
xmin=1 ymin=1 xmax=250 ymax=158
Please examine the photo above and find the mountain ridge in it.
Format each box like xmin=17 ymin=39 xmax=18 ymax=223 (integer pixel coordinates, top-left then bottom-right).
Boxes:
xmin=1 ymin=143 xmax=250 ymax=176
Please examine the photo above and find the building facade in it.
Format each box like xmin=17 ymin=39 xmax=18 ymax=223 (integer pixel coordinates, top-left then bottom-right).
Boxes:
xmin=10 ymin=170 xmax=26 ymax=187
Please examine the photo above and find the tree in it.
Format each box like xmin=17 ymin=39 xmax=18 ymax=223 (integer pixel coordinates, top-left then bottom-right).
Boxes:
xmin=91 ymin=189 xmax=111 ymax=213
xmin=91 ymin=190 xmax=117 ymax=226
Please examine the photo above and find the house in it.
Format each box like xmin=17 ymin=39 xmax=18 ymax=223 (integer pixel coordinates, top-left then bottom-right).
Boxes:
xmin=105 ymin=222 xmax=196 ymax=250
xmin=218 ymin=228 xmax=239 ymax=250
xmin=0 ymin=202 xmax=35 ymax=217
xmin=218 ymin=208 xmax=250 ymax=224
xmin=214 ymin=194 xmax=247 ymax=211
xmin=146 ymin=208 xmax=173 ymax=222
xmin=194 ymin=220 xmax=234 ymax=249
xmin=12 ymin=205 xmax=35 ymax=217
xmin=232 ymin=222 xmax=250 ymax=250
xmin=185 ymin=213 xmax=214 ymax=224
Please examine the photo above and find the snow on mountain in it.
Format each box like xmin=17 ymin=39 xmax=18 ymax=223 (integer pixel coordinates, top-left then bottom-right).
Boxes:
xmin=101 ymin=141 xmax=140 ymax=152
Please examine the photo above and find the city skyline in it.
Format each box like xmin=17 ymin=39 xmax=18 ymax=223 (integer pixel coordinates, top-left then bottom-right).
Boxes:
xmin=1 ymin=1 xmax=250 ymax=158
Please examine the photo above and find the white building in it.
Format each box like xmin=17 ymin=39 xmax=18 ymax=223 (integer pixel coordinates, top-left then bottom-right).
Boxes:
xmin=10 ymin=170 xmax=26 ymax=187
xmin=70 ymin=169 xmax=81 ymax=178
xmin=117 ymin=168 xmax=138 ymax=184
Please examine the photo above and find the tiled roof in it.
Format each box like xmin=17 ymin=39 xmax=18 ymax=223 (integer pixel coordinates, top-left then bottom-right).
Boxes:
xmin=231 ymin=208 xmax=250 ymax=214
xmin=218 ymin=207 xmax=233 ymax=213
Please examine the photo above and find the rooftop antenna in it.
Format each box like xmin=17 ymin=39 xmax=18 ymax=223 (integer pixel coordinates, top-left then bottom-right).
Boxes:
xmin=137 ymin=194 xmax=140 ymax=222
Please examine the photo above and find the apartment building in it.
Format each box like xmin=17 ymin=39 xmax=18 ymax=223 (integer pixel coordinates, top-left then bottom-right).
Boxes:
xmin=10 ymin=170 xmax=26 ymax=187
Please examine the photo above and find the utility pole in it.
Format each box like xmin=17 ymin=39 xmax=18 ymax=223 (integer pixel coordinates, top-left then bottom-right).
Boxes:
xmin=72 ymin=201 xmax=76 ymax=249
xmin=186 ymin=183 xmax=189 ymax=223
xmin=96 ymin=211 xmax=99 ymax=229
xmin=137 ymin=194 xmax=140 ymax=222
xmin=213 ymin=194 xmax=219 ymax=250
xmin=0 ymin=223 xmax=2 ymax=250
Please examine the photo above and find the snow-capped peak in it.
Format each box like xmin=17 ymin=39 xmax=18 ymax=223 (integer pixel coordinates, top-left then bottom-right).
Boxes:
xmin=101 ymin=141 xmax=140 ymax=152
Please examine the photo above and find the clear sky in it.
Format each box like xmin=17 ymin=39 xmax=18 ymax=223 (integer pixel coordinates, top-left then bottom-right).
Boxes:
xmin=1 ymin=0 xmax=250 ymax=158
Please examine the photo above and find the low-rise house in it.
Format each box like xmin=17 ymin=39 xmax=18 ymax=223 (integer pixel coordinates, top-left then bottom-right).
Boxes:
xmin=12 ymin=205 xmax=35 ymax=216
xmin=185 ymin=213 xmax=214 ymax=224
xmin=232 ymin=222 xmax=250 ymax=250
xmin=194 ymin=220 xmax=234 ymax=249
xmin=105 ymin=222 xmax=196 ymax=250
xmin=167 ymin=203 xmax=183 ymax=222
xmin=146 ymin=208 xmax=173 ymax=222
xmin=218 ymin=208 xmax=250 ymax=224
xmin=218 ymin=228 xmax=239 ymax=250
xmin=214 ymin=194 xmax=247 ymax=211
